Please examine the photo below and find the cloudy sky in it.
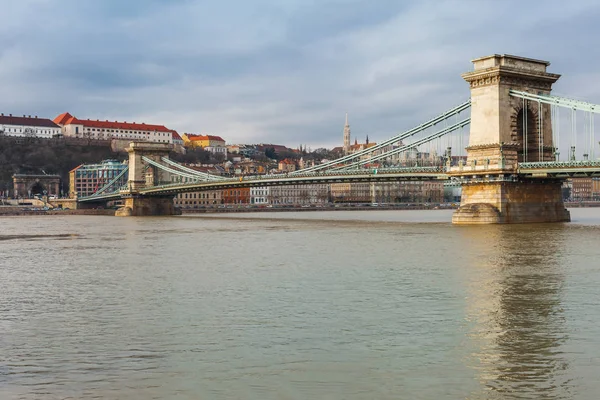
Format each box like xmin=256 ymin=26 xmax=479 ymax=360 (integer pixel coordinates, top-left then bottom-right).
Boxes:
xmin=1 ymin=0 xmax=599 ymax=148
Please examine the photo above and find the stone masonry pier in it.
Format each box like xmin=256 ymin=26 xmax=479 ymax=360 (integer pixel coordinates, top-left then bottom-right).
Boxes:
xmin=451 ymin=54 xmax=570 ymax=224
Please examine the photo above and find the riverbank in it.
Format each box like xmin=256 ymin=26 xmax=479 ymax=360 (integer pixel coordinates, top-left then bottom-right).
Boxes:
xmin=181 ymin=204 xmax=454 ymax=214
xmin=0 ymin=207 xmax=115 ymax=216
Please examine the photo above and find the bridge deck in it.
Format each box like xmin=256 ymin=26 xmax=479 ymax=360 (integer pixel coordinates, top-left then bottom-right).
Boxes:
xmin=78 ymin=162 xmax=600 ymax=202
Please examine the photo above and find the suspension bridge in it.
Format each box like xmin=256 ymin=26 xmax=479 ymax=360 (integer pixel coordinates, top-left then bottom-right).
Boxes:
xmin=77 ymin=54 xmax=600 ymax=223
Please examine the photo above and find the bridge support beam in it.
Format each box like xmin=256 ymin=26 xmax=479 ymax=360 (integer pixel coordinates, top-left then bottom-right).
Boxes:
xmin=452 ymin=179 xmax=570 ymax=224
xmin=115 ymin=196 xmax=180 ymax=217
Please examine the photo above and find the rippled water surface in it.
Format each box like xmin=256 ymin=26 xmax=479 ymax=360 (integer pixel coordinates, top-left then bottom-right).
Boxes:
xmin=2 ymin=209 xmax=600 ymax=399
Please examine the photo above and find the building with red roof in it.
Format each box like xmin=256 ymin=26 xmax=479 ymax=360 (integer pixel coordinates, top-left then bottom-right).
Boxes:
xmin=181 ymin=133 xmax=226 ymax=148
xmin=171 ymin=130 xmax=184 ymax=145
xmin=1 ymin=113 xmax=61 ymax=138
xmin=53 ymin=112 xmax=178 ymax=144
xmin=278 ymin=158 xmax=297 ymax=172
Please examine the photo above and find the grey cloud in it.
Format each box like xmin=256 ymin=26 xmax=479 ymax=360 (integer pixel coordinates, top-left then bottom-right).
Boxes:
xmin=1 ymin=0 xmax=600 ymax=148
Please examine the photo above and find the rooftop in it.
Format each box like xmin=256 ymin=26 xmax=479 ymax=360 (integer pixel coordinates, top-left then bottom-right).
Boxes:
xmin=1 ymin=114 xmax=60 ymax=128
xmin=185 ymin=134 xmax=226 ymax=142
xmin=54 ymin=112 xmax=172 ymax=132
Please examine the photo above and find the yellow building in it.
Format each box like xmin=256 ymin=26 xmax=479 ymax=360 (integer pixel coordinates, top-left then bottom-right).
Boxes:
xmin=181 ymin=134 xmax=226 ymax=148
xmin=593 ymin=178 xmax=600 ymax=201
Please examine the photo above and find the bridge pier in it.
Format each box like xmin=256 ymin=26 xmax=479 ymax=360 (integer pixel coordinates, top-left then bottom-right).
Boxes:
xmin=452 ymin=54 xmax=570 ymax=224
xmin=115 ymin=195 xmax=180 ymax=217
xmin=452 ymin=179 xmax=570 ymax=224
xmin=114 ymin=142 xmax=180 ymax=217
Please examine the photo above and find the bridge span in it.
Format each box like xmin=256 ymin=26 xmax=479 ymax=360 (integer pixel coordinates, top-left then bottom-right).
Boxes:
xmin=78 ymin=53 xmax=600 ymax=223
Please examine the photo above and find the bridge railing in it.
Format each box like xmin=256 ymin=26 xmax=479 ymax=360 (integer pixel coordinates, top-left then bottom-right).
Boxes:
xmin=518 ymin=160 xmax=600 ymax=169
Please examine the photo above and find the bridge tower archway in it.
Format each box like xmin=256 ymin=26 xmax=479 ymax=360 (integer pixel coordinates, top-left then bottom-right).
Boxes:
xmin=514 ymin=104 xmax=540 ymax=162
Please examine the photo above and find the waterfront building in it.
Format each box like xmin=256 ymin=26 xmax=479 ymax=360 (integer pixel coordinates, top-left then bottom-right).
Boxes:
xmin=0 ymin=113 xmax=61 ymax=139
xmin=570 ymin=177 xmax=593 ymax=202
xmin=54 ymin=112 xmax=176 ymax=143
xmin=444 ymin=182 xmax=462 ymax=203
xmin=330 ymin=181 xmax=444 ymax=203
xmin=69 ymin=159 xmax=128 ymax=198
xmin=175 ymin=190 xmax=222 ymax=209
xmin=223 ymin=187 xmax=250 ymax=204
xmin=250 ymin=186 xmax=270 ymax=205
xmin=330 ymin=182 xmax=371 ymax=203
xmin=397 ymin=181 xmax=444 ymax=203
xmin=593 ymin=178 xmax=600 ymax=201
xmin=268 ymin=184 xmax=328 ymax=205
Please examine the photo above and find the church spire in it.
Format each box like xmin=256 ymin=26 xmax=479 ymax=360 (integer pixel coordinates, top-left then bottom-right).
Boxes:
xmin=343 ymin=112 xmax=351 ymax=155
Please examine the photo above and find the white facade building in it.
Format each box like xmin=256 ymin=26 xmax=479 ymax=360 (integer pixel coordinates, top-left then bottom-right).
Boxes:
xmin=269 ymin=184 xmax=329 ymax=205
xmin=250 ymin=186 xmax=270 ymax=205
xmin=0 ymin=114 xmax=61 ymax=138
xmin=54 ymin=112 xmax=175 ymax=144
xmin=204 ymin=146 xmax=227 ymax=156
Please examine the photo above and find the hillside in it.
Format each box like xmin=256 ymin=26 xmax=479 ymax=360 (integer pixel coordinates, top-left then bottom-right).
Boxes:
xmin=0 ymin=136 xmax=124 ymax=195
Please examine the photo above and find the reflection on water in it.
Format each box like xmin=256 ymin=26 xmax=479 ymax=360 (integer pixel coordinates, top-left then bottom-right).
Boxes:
xmin=462 ymin=225 xmax=571 ymax=399
xmin=0 ymin=233 xmax=80 ymax=241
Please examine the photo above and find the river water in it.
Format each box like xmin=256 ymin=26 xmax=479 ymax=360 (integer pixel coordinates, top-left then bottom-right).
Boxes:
xmin=1 ymin=209 xmax=600 ymax=399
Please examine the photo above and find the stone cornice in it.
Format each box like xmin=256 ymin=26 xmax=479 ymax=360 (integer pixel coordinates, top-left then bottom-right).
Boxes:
xmin=465 ymin=143 xmax=520 ymax=150
xmin=462 ymin=66 xmax=560 ymax=89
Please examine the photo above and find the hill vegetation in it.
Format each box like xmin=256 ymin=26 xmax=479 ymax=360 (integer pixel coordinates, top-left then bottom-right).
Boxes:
xmin=0 ymin=137 xmax=123 ymax=194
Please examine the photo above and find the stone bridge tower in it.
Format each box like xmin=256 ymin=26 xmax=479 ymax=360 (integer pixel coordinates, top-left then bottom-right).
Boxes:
xmin=116 ymin=142 xmax=178 ymax=216
xmin=451 ymin=54 xmax=570 ymax=224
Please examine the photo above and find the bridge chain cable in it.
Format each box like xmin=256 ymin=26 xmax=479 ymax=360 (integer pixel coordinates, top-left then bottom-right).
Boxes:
xmin=141 ymin=156 xmax=206 ymax=182
xmin=538 ymin=100 xmax=543 ymax=162
xmin=332 ymin=118 xmax=471 ymax=170
xmin=291 ymin=100 xmax=471 ymax=174
xmin=160 ymin=157 xmax=226 ymax=181
xmin=523 ymin=97 xmax=528 ymax=162
xmin=554 ymin=104 xmax=560 ymax=160
xmin=81 ymin=166 xmax=129 ymax=198
xmin=571 ymin=108 xmax=576 ymax=161
xmin=509 ymin=90 xmax=600 ymax=114
xmin=510 ymin=90 xmax=600 ymax=161
xmin=591 ymin=110 xmax=595 ymax=159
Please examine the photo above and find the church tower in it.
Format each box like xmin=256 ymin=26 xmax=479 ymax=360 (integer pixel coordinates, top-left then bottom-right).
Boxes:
xmin=343 ymin=113 xmax=351 ymax=154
